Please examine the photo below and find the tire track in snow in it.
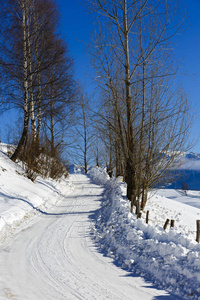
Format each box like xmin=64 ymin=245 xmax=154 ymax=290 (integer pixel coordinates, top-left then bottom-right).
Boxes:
xmin=0 ymin=174 xmax=171 ymax=299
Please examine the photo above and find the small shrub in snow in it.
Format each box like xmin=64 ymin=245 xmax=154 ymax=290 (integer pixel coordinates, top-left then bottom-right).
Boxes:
xmin=36 ymin=154 xmax=68 ymax=180
xmin=21 ymin=149 xmax=68 ymax=181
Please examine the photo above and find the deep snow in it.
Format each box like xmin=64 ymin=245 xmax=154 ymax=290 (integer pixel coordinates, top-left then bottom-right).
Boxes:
xmin=89 ymin=167 xmax=200 ymax=299
xmin=0 ymin=148 xmax=72 ymax=237
xmin=0 ymin=155 xmax=171 ymax=299
xmin=0 ymin=146 xmax=200 ymax=298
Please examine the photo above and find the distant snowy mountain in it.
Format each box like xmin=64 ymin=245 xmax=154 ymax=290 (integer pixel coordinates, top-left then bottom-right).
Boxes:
xmin=164 ymin=152 xmax=200 ymax=190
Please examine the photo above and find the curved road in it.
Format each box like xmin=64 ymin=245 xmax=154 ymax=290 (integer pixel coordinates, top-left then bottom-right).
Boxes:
xmin=0 ymin=174 xmax=174 ymax=299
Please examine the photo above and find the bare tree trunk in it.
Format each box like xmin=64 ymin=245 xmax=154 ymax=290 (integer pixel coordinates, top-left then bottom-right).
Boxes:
xmin=11 ymin=0 xmax=29 ymax=161
xmin=36 ymin=73 xmax=42 ymax=152
xmin=84 ymin=130 xmax=87 ymax=174
xmin=27 ymin=2 xmax=36 ymax=143
xmin=50 ymin=89 xmax=55 ymax=157
xmin=123 ymin=0 xmax=136 ymax=201
xmin=83 ymin=102 xmax=88 ymax=174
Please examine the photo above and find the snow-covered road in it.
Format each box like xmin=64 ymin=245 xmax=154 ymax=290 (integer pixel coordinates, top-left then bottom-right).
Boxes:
xmin=0 ymin=174 xmax=177 ymax=299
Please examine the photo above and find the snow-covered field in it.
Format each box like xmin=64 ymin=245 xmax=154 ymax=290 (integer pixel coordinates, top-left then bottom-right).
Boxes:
xmin=0 ymin=146 xmax=200 ymax=299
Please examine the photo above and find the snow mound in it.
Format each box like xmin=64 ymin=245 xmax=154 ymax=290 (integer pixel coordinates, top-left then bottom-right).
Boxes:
xmin=89 ymin=167 xmax=200 ymax=299
xmin=88 ymin=166 xmax=109 ymax=185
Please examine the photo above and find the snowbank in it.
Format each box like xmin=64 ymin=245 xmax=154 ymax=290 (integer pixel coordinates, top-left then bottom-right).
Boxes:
xmin=88 ymin=166 xmax=109 ymax=185
xmin=89 ymin=167 xmax=200 ymax=299
xmin=0 ymin=150 xmax=72 ymax=238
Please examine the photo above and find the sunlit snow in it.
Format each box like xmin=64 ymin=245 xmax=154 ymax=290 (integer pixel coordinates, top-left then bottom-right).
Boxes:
xmin=0 ymin=146 xmax=200 ymax=299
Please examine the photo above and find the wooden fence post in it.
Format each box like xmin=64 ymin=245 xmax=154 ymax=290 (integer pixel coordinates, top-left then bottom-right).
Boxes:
xmin=163 ymin=219 xmax=170 ymax=230
xmin=196 ymin=220 xmax=200 ymax=243
xmin=170 ymin=220 xmax=175 ymax=228
xmin=130 ymin=195 xmax=134 ymax=213
xmin=135 ymin=200 xmax=140 ymax=216
xmin=146 ymin=210 xmax=149 ymax=224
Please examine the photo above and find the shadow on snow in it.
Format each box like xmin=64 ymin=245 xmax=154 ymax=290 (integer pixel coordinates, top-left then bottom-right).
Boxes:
xmin=87 ymin=178 xmax=183 ymax=300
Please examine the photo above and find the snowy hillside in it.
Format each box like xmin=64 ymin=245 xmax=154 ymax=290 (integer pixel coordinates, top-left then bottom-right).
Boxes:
xmin=0 ymin=147 xmax=72 ymax=238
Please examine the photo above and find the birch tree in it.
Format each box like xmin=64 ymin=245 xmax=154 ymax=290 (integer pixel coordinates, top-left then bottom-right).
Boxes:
xmin=0 ymin=0 xmax=75 ymax=163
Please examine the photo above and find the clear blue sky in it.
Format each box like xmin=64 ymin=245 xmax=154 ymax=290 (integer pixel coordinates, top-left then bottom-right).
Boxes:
xmin=175 ymin=0 xmax=200 ymax=152
xmin=57 ymin=0 xmax=93 ymax=86
xmin=1 ymin=0 xmax=200 ymax=153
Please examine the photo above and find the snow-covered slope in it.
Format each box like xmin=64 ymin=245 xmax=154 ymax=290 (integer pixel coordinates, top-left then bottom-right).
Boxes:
xmin=0 ymin=149 xmax=72 ymax=238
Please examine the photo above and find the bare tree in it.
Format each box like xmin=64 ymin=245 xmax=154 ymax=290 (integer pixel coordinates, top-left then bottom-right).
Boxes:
xmin=88 ymin=0 xmax=191 ymax=210
xmin=73 ymin=90 xmax=94 ymax=173
xmin=0 ymin=0 xmax=75 ymax=165
xmin=41 ymin=38 xmax=75 ymax=158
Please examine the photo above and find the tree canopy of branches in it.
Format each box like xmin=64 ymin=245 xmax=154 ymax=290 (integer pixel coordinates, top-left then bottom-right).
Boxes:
xmin=0 ymin=0 xmax=76 ymax=164
xmin=88 ymin=0 xmax=191 ymax=210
